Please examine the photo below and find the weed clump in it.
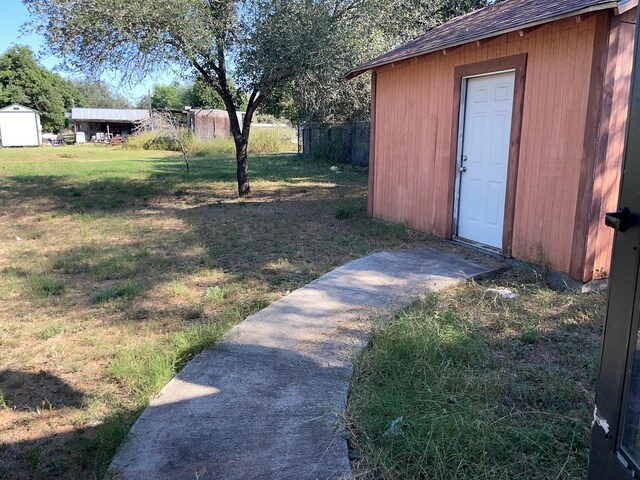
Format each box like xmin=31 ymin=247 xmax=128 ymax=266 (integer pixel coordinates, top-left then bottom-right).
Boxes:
xmin=94 ymin=280 xmax=142 ymax=304
xmin=336 ymin=203 xmax=366 ymax=220
xmin=28 ymin=274 xmax=65 ymax=297
xmin=348 ymin=269 xmax=606 ymax=479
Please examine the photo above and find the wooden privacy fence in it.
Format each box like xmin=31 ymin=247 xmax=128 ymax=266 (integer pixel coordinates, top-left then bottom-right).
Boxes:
xmin=300 ymin=121 xmax=370 ymax=166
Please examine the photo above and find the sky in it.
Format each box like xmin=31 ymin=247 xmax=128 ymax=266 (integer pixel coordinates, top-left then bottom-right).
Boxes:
xmin=0 ymin=0 xmax=177 ymax=102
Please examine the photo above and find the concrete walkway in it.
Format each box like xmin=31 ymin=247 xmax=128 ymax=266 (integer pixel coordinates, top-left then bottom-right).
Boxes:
xmin=109 ymin=246 xmax=499 ymax=480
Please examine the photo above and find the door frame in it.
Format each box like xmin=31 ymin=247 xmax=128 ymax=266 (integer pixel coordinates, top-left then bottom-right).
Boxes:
xmin=447 ymin=54 xmax=528 ymax=257
xmin=589 ymin=6 xmax=640 ymax=477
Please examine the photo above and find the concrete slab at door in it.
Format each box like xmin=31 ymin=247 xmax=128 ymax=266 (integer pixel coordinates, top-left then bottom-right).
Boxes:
xmin=457 ymin=71 xmax=515 ymax=250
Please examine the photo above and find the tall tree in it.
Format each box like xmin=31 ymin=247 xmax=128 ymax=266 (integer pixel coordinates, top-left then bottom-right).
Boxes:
xmin=0 ymin=45 xmax=83 ymax=131
xmin=24 ymin=0 xmax=489 ymax=186
xmin=184 ymin=78 xmax=230 ymax=110
xmin=25 ymin=0 xmax=351 ymax=196
xmin=71 ymin=80 xmax=132 ymax=108
xmin=371 ymin=0 xmax=490 ymax=44
xmin=141 ymin=79 xmax=228 ymax=110
xmin=263 ymin=0 xmax=490 ymax=124
xmin=148 ymin=83 xmax=186 ymax=110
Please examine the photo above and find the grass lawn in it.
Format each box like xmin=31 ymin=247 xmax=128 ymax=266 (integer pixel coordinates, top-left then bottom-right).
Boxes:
xmin=0 ymin=145 xmax=430 ymax=479
xmin=347 ymin=268 xmax=606 ymax=479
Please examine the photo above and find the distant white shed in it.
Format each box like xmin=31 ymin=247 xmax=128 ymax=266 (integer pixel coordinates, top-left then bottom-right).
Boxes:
xmin=0 ymin=104 xmax=42 ymax=147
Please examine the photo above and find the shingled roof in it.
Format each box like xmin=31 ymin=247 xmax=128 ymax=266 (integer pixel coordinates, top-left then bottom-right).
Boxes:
xmin=347 ymin=0 xmax=627 ymax=79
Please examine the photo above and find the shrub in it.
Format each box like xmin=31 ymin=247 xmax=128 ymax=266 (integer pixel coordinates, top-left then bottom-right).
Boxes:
xmin=125 ymin=129 xmax=195 ymax=152
xmin=125 ymin=125 xmax=296 ymax=156
xmin=336 ymin=203 xmax=366 ymax=220
xmin=247 ymin=127 xmax=296 ymax=154
xmin=189 ymin=138 xmax=236 ymax=157
xmin=311 ymin=136 xmax=350 ymax=164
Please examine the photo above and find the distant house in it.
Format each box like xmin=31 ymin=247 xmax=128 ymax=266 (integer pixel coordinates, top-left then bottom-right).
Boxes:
xmin=347 ymin=0 xmax=637 ymax=283
xmin=71 ymin=108 xmax=150 ymax=141
xmin=0 ymin=104 xmax=42 ymax=147
xmin=187 ymin=109 xmax=242 ymax=140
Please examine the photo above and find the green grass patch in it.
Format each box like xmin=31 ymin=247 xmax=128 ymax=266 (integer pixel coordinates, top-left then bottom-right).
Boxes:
xmin=336 ymin=201 xmax=367 ymax=220
xmin=167 ymin=281 xmax=190 ymax=298
xmin=109 ymin=344 xmax=177 ymax=405
xmin=37 ymin=322 xmax=65 ymax=340
xmin=27 ymin=274 xmax=65 ymax=297
xmin=519 ymin=321 xmax=541 ymax=344
xmin=205 ymin=286 xmax=226 ymax=304
xmin=348 ymin=271 xmax=605 ymax=479
xmin=0 ymin=268 xmax=19 ymax=298
xmin=0 ymin=389 xmax=9 ymax=410
xmin=109 ymin=319 xmax=236 ymax=409
xmin=51 ymin=246 xmax=151 ymax=280
xmin=68 ymin=410 xmax=136 ymax=477
xmin=94 ymin=280 xmax=142 ymax=304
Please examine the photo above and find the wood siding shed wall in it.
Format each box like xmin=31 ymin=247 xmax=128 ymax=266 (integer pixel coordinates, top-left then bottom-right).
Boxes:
xmin=370 ymin=13 xmax=615 ymax=279
xmin=589 ymin=8 xmax=637 ymax=280
xmin=188 ymin=110 xmax=236 ymax=140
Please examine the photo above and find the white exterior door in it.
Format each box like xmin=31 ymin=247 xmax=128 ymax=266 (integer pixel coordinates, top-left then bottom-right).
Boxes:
xmin=457 ymin=71 xmax=515 ymax=250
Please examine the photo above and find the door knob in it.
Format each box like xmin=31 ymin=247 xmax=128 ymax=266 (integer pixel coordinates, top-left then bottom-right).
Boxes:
xmin=605 ymin=207 xmax=631 ymax=232
xmin=460 ymin=166 xmax=467 ymax=173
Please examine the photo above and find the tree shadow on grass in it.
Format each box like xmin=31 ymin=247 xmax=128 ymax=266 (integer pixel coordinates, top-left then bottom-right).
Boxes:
xmin=1 ymin=344 xmax=352 ymax=480
xmin=0 ymin=153 xmax=421 ymax=479
xmin=1 ymin=151 xmax=378 ymax=318
xmin=0 ymin=369 xmax=85 ymax=411
xmin=0 ymin=154 xmax=353 ymax=217
xmin=34 ymin=191 xmax=409 ymax=321
xmin=0 ymin=406 xmax=142 ymax=480
xmin=1 ymin=305 xmax=601 ymax=480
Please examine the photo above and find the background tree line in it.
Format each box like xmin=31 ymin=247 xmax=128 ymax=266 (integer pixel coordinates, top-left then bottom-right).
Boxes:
xmin=23 ymin=0 xmax=490 ymax=193
xmin=139 ymin=79 xmax=241 ymax=111
xmin=0 ymin=45 xmax=131 ymax=131
xmin=0 ymin=45 xmax=237 ymax=132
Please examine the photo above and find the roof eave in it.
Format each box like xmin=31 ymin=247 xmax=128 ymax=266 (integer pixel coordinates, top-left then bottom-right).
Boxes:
xmin=0 ymin=103 xmax=40 ymax=114
xmin=617 ymin=0 xmax=638 ymax=14
xmin=71 ymin=119 xmax=145 ymax=123
xmin=345 ymin=1 xmax=618 ymax=80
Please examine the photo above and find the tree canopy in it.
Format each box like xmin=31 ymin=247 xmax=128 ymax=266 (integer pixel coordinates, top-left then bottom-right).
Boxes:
xmin=140 ymin=79 xmax=230 ymax=111
xmin=263 ymin=0 xmax=491 ymax=123
xmin=26 ymin=0 xmax=363 ymax=195
xmin=0 ymin=45 xmax=83 ymax=131
xmin=71 ymin=80 xmax=132 ymax=109
xmin=25 ymin=0 xmax=490 ymax=193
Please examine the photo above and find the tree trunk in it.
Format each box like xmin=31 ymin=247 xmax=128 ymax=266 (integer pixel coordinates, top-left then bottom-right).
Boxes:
xmin=235 ymin=137 xmax=250 ymax=196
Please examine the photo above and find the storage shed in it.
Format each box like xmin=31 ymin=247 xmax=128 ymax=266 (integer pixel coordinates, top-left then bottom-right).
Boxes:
xmin=0 ymin=104 xmax=42 ymax=147
xmin=71 ymin=108 xmax=150 ymax=141
xmin=348 ymin=0 xmax=638 ymax=283
xmin=186 ymin=109 xmax=243 ymax=140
